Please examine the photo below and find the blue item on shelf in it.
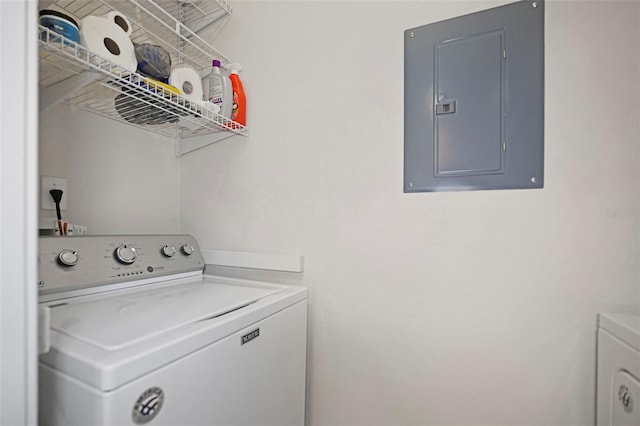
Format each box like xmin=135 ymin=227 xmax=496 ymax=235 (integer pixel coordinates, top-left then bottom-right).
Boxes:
xmin=39 ymin=9 xmax=80 ymax=45
xmin=134 ymin=44 xmax=172 ymax=83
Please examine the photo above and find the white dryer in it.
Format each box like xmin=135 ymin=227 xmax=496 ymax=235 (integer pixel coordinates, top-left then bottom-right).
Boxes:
xmin=38 ymin=235 xmax=307 ymax=426
xmin=597 ymin=312 xmax=640 ymax=426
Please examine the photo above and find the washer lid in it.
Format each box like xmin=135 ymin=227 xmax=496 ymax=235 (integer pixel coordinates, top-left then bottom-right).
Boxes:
xmin=598 ymin=313 xmax=640 ymax=352
xmin=49 ymin=280 xmax=279 ymax=351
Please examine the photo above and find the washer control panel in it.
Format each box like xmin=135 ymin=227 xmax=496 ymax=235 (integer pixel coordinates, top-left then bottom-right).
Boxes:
xmin=38 ymin=234 xmax=204 ymax=297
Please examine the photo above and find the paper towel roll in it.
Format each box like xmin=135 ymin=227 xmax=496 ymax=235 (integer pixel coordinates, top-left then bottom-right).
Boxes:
xmin=103 ymin=11 xmax=133 ymax=36
xmin=169 ymin=66 xmax=204 ymax=103
xmin=80 ymin=15 xmax=137 ymax=73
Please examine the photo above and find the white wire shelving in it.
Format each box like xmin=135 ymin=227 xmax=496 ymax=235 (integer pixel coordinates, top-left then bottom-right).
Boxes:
xmin=38 ymin=0 xmax=246 ymax=155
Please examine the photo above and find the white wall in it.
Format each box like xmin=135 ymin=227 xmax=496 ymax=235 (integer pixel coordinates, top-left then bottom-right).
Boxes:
xmin=39 ymin=105 xmax=181 ymax=234
xmin=181 ymin=1 xmax=640 ymax=425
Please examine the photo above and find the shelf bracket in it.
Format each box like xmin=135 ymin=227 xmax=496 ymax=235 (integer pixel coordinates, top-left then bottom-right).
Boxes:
xmin=176 ymin=131 xmax=240 ymax=156
xmin=39 ymin=71 xmax=101 ymax=113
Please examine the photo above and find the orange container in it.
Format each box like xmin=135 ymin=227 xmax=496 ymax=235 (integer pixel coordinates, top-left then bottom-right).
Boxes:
xmin=228 ymin=64 xmax=246 ymax=126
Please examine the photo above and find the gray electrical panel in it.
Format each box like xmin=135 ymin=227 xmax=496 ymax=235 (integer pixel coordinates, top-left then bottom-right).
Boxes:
xmin=404 ymin=1 xmax=544 ymax=192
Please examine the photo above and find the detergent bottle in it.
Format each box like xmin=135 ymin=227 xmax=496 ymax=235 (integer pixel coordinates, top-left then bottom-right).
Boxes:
xmin=208 ymin=59 xmax=232 ymax=117
xmin=226 ymin=63 xmax=246 ymax=126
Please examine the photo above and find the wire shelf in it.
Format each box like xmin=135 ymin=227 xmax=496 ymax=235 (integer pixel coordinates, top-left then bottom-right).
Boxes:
xmin=39 ymin=0 xmax=246 ymax=146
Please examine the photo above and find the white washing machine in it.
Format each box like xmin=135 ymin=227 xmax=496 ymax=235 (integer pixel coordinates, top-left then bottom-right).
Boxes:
xmin=597 ymin=312 xmax=640 ymax=426
xmin=38 ymin=235 xmax=307 ymax=426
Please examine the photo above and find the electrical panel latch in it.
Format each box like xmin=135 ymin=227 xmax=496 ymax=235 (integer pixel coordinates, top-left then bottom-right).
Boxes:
xmin=436 ymin=100 xmax=457 ymax=115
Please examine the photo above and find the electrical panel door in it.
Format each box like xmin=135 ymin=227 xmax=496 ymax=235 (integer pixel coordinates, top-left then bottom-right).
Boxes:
xmin=435 ymin=29 xmax=505 ymax=177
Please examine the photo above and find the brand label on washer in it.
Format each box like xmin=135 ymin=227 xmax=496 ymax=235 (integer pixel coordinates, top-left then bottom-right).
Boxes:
xmin=241 ymin=328 xmax=260 ymax=345
xmin=132 ymin=386 xmax=164 ymax=424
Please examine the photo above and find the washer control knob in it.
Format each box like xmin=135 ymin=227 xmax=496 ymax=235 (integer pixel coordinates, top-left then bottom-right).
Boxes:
xmin=181 ymin=243 xmax=195 ymax=256
xmin=57 ymin=250 xmax=79 ymax=267
xmin=114 ymin=245 xmax=137 ymax=264
xmin=161 ymin=245 xmax=176 ymax=258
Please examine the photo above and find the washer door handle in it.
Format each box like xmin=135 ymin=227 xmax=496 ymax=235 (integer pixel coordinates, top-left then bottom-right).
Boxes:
xmin=619 ymin=384 xmax=633 ymax=412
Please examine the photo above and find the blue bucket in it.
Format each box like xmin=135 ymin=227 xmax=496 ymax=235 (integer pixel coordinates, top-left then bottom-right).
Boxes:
xmin=39 ymin=10 xmax=80 ymax=45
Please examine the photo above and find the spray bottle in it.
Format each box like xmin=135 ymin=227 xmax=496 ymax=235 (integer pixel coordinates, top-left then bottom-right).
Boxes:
xmin=226 ymin=63 xmax=246 ymax=126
